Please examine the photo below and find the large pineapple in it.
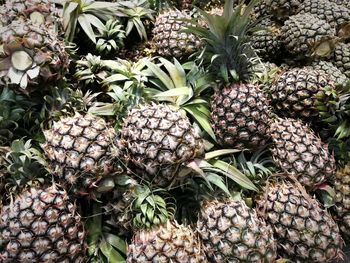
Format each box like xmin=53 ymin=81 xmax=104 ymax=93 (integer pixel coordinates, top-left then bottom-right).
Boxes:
xmin=197 ymin=199 xmax=277 ymax=262
xmin=281 ymin=13 xmax=336 ymax=59
xmin=0 ymin=19 xmax=69 ymax=93
xmin=41 ymin=112 xmax=123 ymax=195
xmin=152 ymin=9 xmax=202 ymax=58
xmin=187 ymin=0 xmax=272 ymax=150
xmin=268 ymin=118 xmax=336 ymax=189
xmin=334 ymin=164 xmax=350 ymax=242
xmin=0 ymin=185 xmax=87 ymax=262
xmin=269 ymin=68 xmax=336 ymax=121
xmin=120 ymin=103 xmax=204 ymax=187
xmin=257 ymin=179 xmax=344 ymax=262
xmin=299 ymin=0 xmax=350 ymax=38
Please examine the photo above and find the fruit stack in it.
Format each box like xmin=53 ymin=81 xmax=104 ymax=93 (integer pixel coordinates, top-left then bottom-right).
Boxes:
xmin=0 ymin=0 xmax=350 ymax=262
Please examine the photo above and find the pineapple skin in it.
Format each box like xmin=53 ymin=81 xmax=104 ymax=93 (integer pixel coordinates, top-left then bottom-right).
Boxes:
xmin=281 ymin=13 xmax=335 ymax=59
xmin=120 ymin=103 xmax=204 ymax=187
xmin=197 ymin=199 xmax=277 ymax=262
xmin=332 ymin=42 xmax=350 ymax=79
xmin=41 ymin=113 xmax=122 ymax=195
xmin=257 ymin=180 xmax=344 ymax=262
xmin=0 ymin=185 xmax=87 ymax=262
xmin=269 ymin=118 xmax=336 ymax=189
xmin=334 ymin=164 xmax=350 ymax=242
xmin=299 ymin=0 xmax=350 ymax=36
xmin=211 ymin=83 xmax=271 ymax=150
xmin=269 ymin=68 xmax=334 ymax=120
xmin=127 ymin=219 xmax=207 ymax=263
xmin=306 ymin=60 xmax=348 ymax=85
xmin=152 ymin=9 xmax=202 ymax=59
xmin=250 ymin=18 xmax=282 ymax=62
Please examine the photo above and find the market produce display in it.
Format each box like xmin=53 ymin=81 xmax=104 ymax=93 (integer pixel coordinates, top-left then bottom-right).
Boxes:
xmin=1 ymin=0 xmax=350 ymax=262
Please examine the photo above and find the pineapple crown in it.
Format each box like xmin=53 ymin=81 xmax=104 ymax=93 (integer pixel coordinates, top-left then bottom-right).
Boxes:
xmin=1 ymin=138 xmax=48 ymax=203
xmin=131 ymin=185 xmax=176 ymax=229
xmin=184 ymin=0 xmax=260 ymax=83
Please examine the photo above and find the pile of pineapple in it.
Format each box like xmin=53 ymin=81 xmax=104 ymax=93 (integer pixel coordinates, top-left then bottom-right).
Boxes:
xmin=1 ymin=0 xmax=350 ymax=262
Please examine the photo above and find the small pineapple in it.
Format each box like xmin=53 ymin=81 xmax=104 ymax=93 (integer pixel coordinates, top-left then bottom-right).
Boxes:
xmin=306 ymin=60 xmax=348 ymax=85
xmin=250 ymin=18 xmax=283 ymax=62
xmin=41 ymin=112 xmax=123 ymax=195
xmin=269 ymin=67 xmax=337 ymax=121
xmin=0 ymin=185 xmax=87 ymax=262
xmin=334 ymin=164 xmax=350 ymax=242
xmin=299 ymin=0 xmax=350 ymax=38
xmin=268 ymin=118 xmax=336 ymax=189
xmin=0 ymin=19 xmax=69 ymax=93
xmin=128 ymin=219 xmax=207 ymax=262
xmin=197 ymin=199 xmax=277 ymax=262
xmin=281 ymin=13 xmax=336 ymax=59
xmin=257 ymin=179 xmax=344 ymax=262
xmin=126 ymin=187 xmax=207 ymax=262
xmin=152 ymin=9 xmax=202 ymax=58
xmin=120 ymin=103 xmax=204 ymax=187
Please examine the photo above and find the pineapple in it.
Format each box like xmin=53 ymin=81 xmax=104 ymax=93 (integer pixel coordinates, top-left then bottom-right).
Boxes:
xmin=268 ymin=118 xmax=336 ymax=189
xmin=197 ymin=199 xmax=277 ymax=262
xmin=269 ymin=68 xmax=337 ymax=121
xmin=126 ymin=186 xmax=207 ymax=262
xmin=281 ymin=13 xmax=336 ymax=59
xmin=250 ymin=18 xmax=282 ymax=62
xmin=299 ymin=0 xmax=350 ymax=38
xmin=306 ymin=60 xmax=348 ymax=85
xmin=186 ymin=0 xmax=272 ymax=150
xmin=0 ymin=185 xmax=87 ymax=262
xmin=257 ymin=179 xmax=344 ymax=262
xmin=152 ymin=8 xmax=202 ymax=58
xmin=119 ymin=103 xmax=204 ymax=187
xmin=0 ymin=19 xmax=69 ymax=93
xmin=211 ymin=83 xmax=271 ymax=149
xmin=41 ymin=112 xmax=123 ymax=196
xmin=332 ymin=42 xmax=350 ymax=79
xmin=334 ymin=164 xmax=350 ymax=242
xmin=128 ymin=219 xmax=207 ymax=262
